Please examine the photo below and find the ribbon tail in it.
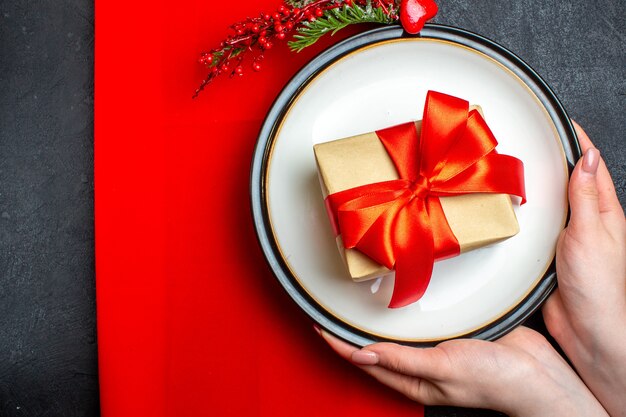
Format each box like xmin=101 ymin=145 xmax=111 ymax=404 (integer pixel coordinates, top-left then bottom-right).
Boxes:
xmin=429 ymin=197 xmax=460 ymax=260
xmin=388 ymin=198 xmax=435 ymax=308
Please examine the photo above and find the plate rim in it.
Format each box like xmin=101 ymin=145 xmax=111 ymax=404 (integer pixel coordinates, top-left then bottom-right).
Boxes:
xmin=250 ymin=24 xmax=580 ymax=347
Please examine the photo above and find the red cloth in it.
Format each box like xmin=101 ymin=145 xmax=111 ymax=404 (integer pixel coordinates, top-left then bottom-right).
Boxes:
xmin=95 ymin=1 xmax=425 ymax=416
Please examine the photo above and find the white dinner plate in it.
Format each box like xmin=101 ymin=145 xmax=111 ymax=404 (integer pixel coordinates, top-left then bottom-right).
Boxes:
xmin=251 ymin=25 xmax=580 ymax=346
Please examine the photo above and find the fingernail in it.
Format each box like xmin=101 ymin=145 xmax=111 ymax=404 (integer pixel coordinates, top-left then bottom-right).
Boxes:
xmin=313 ymin=324 xmax=322 ymax=336
xmin=351 ymin=350 xmax=379 ymax=365
xmin=582 ymin=148 xmax=600 ymax=175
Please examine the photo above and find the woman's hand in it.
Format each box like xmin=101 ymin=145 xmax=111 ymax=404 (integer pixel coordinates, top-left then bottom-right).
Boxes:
xmin=542 ymin=122 xmax=626 ymax=417
xmin=317 ymin=122 xmax=624 ymax=417
xmin=318 ymin=326 xmax=608 ymax=416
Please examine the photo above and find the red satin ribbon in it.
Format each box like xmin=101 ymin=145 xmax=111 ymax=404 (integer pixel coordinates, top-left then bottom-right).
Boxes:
xmin=326 ymin=91 xmax=526 ymax=308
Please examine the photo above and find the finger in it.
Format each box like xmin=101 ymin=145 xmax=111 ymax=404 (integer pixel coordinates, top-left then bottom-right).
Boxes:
xmin=567 ymin=147 xmax=602 ymax=234
xmin=356 ymin=342 xmax=450 ymax=381
xmin=320 ymin=327 xmax=451 ymax=381
xmin=572 ymin=121 xmax=624 ymax=221
xmin=319 ymin=328 xmax=447 ymax=380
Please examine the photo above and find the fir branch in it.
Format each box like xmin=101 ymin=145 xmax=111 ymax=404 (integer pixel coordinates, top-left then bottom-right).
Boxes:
xmin=285 ymin=0 xmax=320 ymax=7
xmin=288 ymin=4 xmax=396 ymax=52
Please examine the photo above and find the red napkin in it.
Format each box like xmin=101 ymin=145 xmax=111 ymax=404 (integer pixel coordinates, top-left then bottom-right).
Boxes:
xmin=95 ymin=1 xmax=425 ymax=416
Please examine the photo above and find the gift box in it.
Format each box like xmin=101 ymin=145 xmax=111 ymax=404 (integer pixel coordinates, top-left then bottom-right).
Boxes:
xmin=313 ymin=91 xmax=526 ymax=308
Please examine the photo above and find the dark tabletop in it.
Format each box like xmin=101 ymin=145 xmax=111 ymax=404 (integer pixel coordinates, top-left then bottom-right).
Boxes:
xmin=0 ymin=1 xmax=623 ymax=416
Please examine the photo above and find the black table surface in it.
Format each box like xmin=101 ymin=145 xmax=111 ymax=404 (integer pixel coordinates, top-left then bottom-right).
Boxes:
xmin=0 ymin=1 xmax=624 ymax=416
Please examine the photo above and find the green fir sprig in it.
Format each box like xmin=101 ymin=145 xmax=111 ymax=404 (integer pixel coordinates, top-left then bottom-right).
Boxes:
xmin=288 ymin=3 xmax=397 ymax=52
xmin=285 ymin=0 xmax=323 ymax=6
xmin=195 ymin=0 xmax=404 ymax=97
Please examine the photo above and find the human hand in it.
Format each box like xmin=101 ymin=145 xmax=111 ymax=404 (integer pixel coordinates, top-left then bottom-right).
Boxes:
xmin=542 ymin=122 xmax=626 ymax=416
xmin=318 ymin=326 xmax=608 ymax=417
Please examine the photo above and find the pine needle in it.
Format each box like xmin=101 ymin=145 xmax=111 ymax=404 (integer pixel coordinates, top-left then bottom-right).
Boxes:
xmin=288 ymin=4 xmax=396 ymax=52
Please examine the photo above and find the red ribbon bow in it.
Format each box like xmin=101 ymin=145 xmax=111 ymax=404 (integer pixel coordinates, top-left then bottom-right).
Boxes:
xmin=326 ymin=91 xmax=527 ymax=308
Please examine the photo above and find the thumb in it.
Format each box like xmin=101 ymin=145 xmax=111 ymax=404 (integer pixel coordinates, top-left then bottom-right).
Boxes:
xmin=568 ymin=147 xmax=601 ymax=233
xmin=353 ymin=342 xmax=448 ymax=380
